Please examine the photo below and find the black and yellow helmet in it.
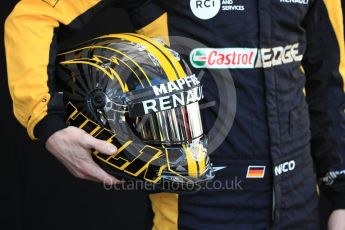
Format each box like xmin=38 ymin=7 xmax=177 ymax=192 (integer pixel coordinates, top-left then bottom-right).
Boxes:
xmin=56 ymin=33 xmax=214 ymax=192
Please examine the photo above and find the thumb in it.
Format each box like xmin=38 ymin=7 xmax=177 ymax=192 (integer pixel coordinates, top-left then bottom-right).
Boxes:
xmin=82 ymin=134 xmax=117 ymax=155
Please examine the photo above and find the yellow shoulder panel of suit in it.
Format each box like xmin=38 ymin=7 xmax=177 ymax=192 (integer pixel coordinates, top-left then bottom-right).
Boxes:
xmin=5 ymin=0 xmax=103 ymax=139
xmin=136 ymin=13 xmax=170 ymax=46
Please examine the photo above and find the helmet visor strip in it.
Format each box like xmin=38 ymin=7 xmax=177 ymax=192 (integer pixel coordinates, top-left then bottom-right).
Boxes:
xmin=133 ymin=102 xmax=203 ymax=145
xmin=125 ymin=74 xmax=205 ymax=145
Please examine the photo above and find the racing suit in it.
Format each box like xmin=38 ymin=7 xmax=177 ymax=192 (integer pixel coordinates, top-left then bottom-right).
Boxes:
xmin=5 ymin=0 xmax=345 ymax=229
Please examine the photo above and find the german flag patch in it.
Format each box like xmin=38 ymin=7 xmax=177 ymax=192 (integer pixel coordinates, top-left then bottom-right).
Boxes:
xmin=246 ymin=166 xmax=266 ymax=178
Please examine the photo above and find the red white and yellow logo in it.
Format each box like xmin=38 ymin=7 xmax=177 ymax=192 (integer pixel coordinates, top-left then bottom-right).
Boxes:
xmin=190 ymin=43 xmax=303 ymax=69
xmin=190 ymin=48 xmax=257 ymax=69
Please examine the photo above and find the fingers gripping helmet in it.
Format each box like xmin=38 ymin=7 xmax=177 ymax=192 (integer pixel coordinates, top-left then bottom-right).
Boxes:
xmin=57 ymin=33 xmax=214 ymax=192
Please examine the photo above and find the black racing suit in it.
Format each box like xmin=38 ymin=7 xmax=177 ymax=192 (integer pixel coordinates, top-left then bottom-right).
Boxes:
xmin=5 ymin=0 xmax=345 ymax=229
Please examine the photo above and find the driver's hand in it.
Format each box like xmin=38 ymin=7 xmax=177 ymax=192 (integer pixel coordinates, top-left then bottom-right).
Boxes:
xmin=328 ymin=209 xmax=345 ymax=230
xmin=46 ymin=126 xmax=120 ymax=185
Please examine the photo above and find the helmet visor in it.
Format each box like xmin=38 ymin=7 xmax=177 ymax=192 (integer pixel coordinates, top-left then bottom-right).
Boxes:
xmin=131 ymin=102 xmax=203 ymax=145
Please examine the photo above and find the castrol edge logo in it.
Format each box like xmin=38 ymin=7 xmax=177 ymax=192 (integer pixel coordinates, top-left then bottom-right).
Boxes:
xmin=190 ymin=43 xmax=303 ymax=69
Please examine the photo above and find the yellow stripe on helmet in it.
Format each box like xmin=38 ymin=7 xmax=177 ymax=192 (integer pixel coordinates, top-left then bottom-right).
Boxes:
xmin=125 ymin=33 xmax=186 ymax=79
xmin=60 ymin=59 xmax=128 ymax=92
xmin=59 ymin=45 xmax=152 ymax=88
xmin=183 ymin=144 xmax=199 ymax=177
xmin=100 ymin=34 xmax=179 ymax=81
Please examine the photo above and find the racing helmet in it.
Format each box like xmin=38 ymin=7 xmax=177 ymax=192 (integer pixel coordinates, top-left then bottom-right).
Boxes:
xmin=56 ymin=33 xmax=214 ymax=192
